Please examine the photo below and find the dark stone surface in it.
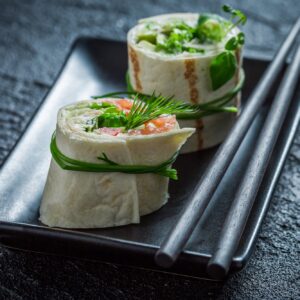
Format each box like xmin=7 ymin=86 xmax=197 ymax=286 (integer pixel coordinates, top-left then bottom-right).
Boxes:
xmin=0 ymin=0 xmax=299 ymax=299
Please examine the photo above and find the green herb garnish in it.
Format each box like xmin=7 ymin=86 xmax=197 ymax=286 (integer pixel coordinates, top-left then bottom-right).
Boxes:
xmin=125 ymin=94 xmax=188 ymax=130
xmin=222 ymin=4 xmax=247 ymax=32
xmin=50 ymin=132 xmax=179 ymax=180
xmin=87 ymin=93 xmax=195 ymax=132
xmin=209 ymin=4 xmax=246 ymax=91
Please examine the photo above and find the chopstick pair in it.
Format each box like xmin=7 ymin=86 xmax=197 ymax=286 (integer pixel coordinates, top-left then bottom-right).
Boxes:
xmin=155 ymin=17 xmax=300 ymax=277
xmin=207 ymin=40 xmax=300 ymax=279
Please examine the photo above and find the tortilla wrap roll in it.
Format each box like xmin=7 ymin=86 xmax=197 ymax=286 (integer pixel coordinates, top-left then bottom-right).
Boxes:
xmin=40 ymin=98 xmax=194 ymax=228
xmin=127 ymin=13 xmax=243 ymax=152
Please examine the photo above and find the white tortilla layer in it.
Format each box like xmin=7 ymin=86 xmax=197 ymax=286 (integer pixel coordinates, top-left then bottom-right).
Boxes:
xmin=127 ymin=13 xmax=243 ymax=152
xmin=40 ymin=100 xmax=195 ymax=228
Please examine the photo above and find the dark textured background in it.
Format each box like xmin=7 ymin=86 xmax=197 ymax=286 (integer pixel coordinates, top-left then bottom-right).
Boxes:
xmin=0 ymin=0 xmax=299 ymax=299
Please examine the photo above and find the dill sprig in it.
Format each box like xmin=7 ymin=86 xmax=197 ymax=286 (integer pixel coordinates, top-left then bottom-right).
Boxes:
xmin=125 ymin=94 xmax=188 ymax=130
xmin=88 ymin=93 xmax=193 ymax=131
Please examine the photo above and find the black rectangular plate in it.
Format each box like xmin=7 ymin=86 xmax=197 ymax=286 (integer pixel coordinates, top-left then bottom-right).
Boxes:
xmin=0 ymin=38 xmax=299 ymax=279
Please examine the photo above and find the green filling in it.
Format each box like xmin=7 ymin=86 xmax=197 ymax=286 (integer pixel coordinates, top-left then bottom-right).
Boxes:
xmin=89 ymin=102 xmax=115 ymax=109
xmin=84 ymin=104 xmax=127 ymax=132
xmin=136 ymin=5 xmax=247 ymax=90
xmin=97 ymin=107 xmax=127 ymax=128
xmin=136 ymin=13 xmax=230 ymax=55
xmin=97 ymin=112 xmax=127 ymax=128
xmin=196 ymin=14 xmax=228 ymax=43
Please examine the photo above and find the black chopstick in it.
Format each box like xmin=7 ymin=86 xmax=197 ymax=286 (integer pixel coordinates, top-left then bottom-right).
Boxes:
xmin=207 ymin=42 xmax=300 ymax=279
xmin=155 ymin=17 xmax=300 ymax=268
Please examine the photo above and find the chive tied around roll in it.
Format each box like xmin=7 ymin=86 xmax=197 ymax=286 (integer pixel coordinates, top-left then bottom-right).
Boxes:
xmin=40 ymin=96 xmax=194 ymax=228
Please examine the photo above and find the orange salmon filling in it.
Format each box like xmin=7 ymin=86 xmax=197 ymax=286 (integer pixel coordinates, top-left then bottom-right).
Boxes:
xmin=138 ymin=115 xmax=176 ymax=135
xmin=99 ymin=98 xmax=176 ymax=136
